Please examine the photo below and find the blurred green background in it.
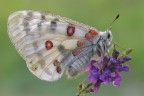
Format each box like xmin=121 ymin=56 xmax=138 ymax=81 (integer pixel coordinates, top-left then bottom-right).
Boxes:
xmin=0 ymin=0 xmax=144 ymax=96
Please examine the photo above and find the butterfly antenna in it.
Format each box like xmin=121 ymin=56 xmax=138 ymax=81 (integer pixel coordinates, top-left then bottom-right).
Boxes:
xmin=107 ymin=14 xmax=120 ymax=31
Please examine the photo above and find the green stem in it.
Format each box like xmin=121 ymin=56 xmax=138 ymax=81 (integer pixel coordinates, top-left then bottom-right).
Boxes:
xmin=78 ymin=83 xmax=93 ymax=96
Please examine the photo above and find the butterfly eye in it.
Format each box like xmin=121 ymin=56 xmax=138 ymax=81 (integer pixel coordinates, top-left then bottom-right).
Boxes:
xmin=107 ymin=32 xmax=111 ymax=39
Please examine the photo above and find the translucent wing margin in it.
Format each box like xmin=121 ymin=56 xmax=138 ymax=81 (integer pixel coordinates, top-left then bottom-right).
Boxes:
xmin=7 ymin=10 xmax=97 ymax=81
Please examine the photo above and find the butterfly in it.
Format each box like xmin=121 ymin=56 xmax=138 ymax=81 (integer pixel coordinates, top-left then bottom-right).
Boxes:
xmin=7 ymin=10 xmax=115 ymax=81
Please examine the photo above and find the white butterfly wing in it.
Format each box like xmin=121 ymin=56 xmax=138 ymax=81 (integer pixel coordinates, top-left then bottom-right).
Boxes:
xmin=8 ymin=10 xmax=98 ymax=81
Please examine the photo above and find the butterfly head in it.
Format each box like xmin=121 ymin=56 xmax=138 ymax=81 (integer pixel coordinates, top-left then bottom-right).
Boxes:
xmin=100 ymin=30 xmax=112 ymax=42
xmin=98 ymin=30 xmax=113 ymax=51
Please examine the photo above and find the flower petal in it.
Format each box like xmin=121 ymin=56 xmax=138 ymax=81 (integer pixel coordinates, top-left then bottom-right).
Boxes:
xmin=87 ymin=74 xmax=97 ymax=84
xmin=113 ymin=72 xmax=122 ymax=87
xmin=87 ymin=65 xmax=99 ymax=84
xmin=100 ymin=70 xmax=113 ymax=84
xmin=122 ymin=65 xmax=129 ymax=72
xmin=110 ymin=58 xmax=119 ymax=65
xmin=85 ymin=64 xmax=91 ymax=72
xmin=114 ymin=65 xmax=123 ymax=72
xmin=91 ymin=60 xmax=97 ymax=65
xmin=112 ymin=49 xmax=120 ymax=59
xmin=119 ymin=56 xmax=132 ymax=63
xmin=85 ymin=60 xmax=97 ymax=72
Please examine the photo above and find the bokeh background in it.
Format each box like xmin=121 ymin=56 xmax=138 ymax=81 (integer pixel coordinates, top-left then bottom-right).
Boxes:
xmin=0 ymin=0 xmax=144 ymax=96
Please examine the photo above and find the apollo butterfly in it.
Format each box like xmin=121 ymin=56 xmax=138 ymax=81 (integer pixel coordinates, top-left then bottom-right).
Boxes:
xmin=7 ymin=10 xmax=117 ymax=81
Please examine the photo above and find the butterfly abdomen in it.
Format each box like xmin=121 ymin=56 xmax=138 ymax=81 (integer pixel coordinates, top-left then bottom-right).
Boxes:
xmin=67 ymin=50 xmax=92 ymax=78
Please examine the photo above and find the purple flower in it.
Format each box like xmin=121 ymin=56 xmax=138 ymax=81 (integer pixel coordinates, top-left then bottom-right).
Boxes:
xmin=112 ymin=49 xmax=120 ymax=59
xmin=85 ymin=60 xmax=97 ymax=72
xmin=119 ymin=56 xmax=132 ymax=63
xmin=81 ymin=49 xmax=132 ymax=95
xmin=100 ymin=70 xmax=113 ymax=84
xmin=86 ymin=60 xmax=99 ymax=84
xmin=99 ymin=56 xmax=110 ymax=69
xmin=113 ymin=72 xmax=122 ymax=87
xmin=114 ymin=64 xmax=129 ymax=72
xmin=103 ymin=56 xmax=110 ymax=64
xmin=124 ymin=56 xmax=132 ymax=61
xmin=122 ymin=65 xmax=129 ymax=72
xmin=114 ymin=65 xmax=123 ymax=72
xmin=110 ymin=58 xmax=119 ymax=65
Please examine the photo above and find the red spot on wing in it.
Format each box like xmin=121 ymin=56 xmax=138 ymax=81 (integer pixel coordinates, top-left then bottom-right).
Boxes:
xmin=77 ymin=40 xmax=85 ymax=47
xmin=85 ymin=30 xmax=99 ymax=40
xmin=72 ymin=50 xmax=81 ymax=56
xmin=85 ymin=33 xmax=92 ymax=40
xmin=54 ymin=60 xmax=61 ymax=73
xmin=53 ymin=60 xmax=59 ymax=66
xmin=67 ymin=26 xmax=75 ymax=36
xmin=89 ymin=30 xmax=98 ymax=36
xmin=56 ymin=65 xmax=61 ymax=73
xmin=45 ymin=40 xmax=53 ymax=49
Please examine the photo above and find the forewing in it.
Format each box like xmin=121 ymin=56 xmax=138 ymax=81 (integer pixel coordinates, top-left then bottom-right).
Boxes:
xmin=8 ymin=10 xmax=98 ymax=81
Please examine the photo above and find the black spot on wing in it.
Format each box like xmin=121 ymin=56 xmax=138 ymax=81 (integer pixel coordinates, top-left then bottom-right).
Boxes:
xmin=23 ymin=11 xmax=33 ymax=35
xmin=37 ymin=23 xmax=42 ymax=28
xmin=41 ymin=14 xmax=46 ymax=20
xmin=24 ymin=27 xmax=30 ymax=32
xmin=24 ymin=11 xmax=33 ymax=21
xmin=53 ymin=18 xmax=59 ymax=21
xmin=37 ymin=22 xmax=44 ymax=30
xmin=23 ymin=11 xmax=43 ymax=61
xmin=58 ymin=45 xmax=65 ymax=52
xmin=50 ymin=21 xmax=57 ymax=30
xmin=37 ymin=14 xmax=46 ymax=30
xmin=27 ymin=11 xmax=33 ymax=17
xmin=23 ymin=21 xmax=29 ymax=27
